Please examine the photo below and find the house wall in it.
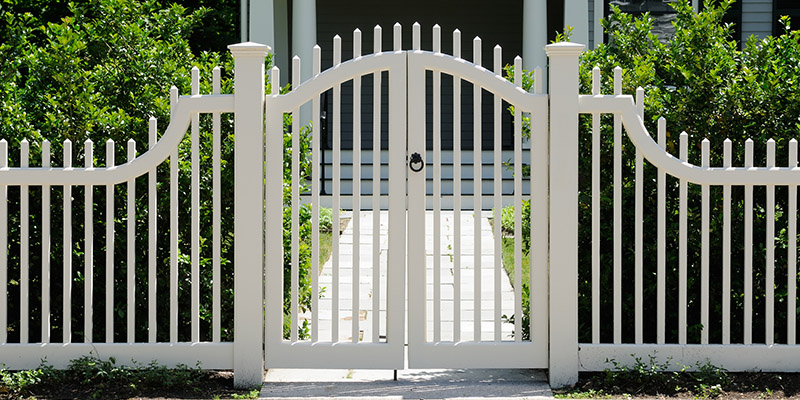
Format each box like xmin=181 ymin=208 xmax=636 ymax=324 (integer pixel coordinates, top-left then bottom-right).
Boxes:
xmin=741 ymin=0 xmax=773 ymax=41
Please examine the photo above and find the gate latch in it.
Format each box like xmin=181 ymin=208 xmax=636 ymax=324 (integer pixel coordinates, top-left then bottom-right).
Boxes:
xmin=409 ymin=152 xmax=424 ymax=172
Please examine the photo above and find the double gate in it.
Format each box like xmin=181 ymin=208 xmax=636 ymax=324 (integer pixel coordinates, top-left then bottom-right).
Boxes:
xmin=264 ymin=24 xmax=549 ymax=369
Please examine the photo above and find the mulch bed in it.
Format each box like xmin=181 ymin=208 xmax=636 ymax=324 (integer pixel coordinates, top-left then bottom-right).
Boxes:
xmin=0 ymin=370 xmax=255 ymax=400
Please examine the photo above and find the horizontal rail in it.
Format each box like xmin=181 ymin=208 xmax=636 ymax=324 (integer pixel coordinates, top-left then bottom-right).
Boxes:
xmin=0 ymin=94 xmax=233 ymax=186
xmin=0 ymin=343 xmax=233 ymax=370
xmin=579 ymin=344 xmax=800 ymax=372
xmin=579 ymin=95 xmax=800 ymax=185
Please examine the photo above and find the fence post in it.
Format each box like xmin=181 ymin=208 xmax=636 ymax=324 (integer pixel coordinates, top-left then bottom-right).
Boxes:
xmin=229 ymin=42 xmax=270 ymax=389
xmin=545 ymin=42 xmax=584 ymax=388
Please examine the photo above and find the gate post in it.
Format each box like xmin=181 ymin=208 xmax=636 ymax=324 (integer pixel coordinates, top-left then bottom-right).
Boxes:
xmin=545 ymin=42 xmax=584 ymax=388
xmin=229 ymin=42 xmax=269 ymax=388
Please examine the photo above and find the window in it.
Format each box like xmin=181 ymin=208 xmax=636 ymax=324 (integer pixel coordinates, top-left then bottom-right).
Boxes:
xmin=774 ymin=0 xmax=800 ymax=35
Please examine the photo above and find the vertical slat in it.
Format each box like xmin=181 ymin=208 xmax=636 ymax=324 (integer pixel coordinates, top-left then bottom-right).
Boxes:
xmin=311 ymin=45 xmax=321 ymax=342
xmin=766 ymin=138 xmax=775 ymax=345
xmin=512 ymin=55 xmax=522 ymax=343
xmin=127 ymin=140 xmax=135 ymax=343
xmin=0 ymin=140 xmax=7 ymax=343
xmin=472 ymin=36 xmax=482 ymax=341
xmin=191 ymin=67 xmax=200 ymax=343
xmin=591 ymin=66 xmax=600 ymax=344
xmin=453 ymin=28 xmax=462 ymax=342
xmin=657 ymin=118 xmax=666 ymax=344
xmin=41 ymin=140 xmax=51 ymax=343
xmin=679 ymin=132 xmax=688 ymax=345
xmin=106 ymin=140 xmax=115 ymax=343
xmin=613 ymin=67 xmax=622 ymax=344
xmin=531 ymin=66 xmax=547 ymax=344
xmin=20 ymin=139 xmax=29 ymax=343
xmin=433 ymin=24 xmax=443 ymax=343
xmin=84 ymin=139 xmax=94 ymax=343
xmin=170 ymin=86 xmax=179 ymax=343
xmin=412 ymin=22 xmax=420 ymax=50
xmin=212 ymin=67 xmax=222 ymax=343
xmin=332 ymin=34 xmax=342 ymax=342
xmin=492 ymin=46 xmax=502 ymax=342
xmin=352 ymin=28 xmax=362 ymax=343
xmin=148 ymin=118 xmax=157 ymax=343
xmin=371 ymin=26 xmax=382 ymax=343
xmin=635 ymin=87 xmax=644 ymax=345
xmin=789 ymin=139 xmax=798 ymax=345
xmin=744 ymin=138 xmax=753 ymax=344
xmin=701 ymin=138 xmax=710 ymax=344
xmin=723 ymin=138 xmax=732 ymax=344
xmin=393 ymin=23 xmax=401 ymax=52
xmin=62 ymin=140 xmax=72 ymax=343
xmin=291 ymin=56 xmax=301 ymax=343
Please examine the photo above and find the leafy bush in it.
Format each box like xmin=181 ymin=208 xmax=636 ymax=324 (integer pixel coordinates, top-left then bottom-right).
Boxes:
xmin=504 ymin=0 xmax=800 ymax=344
xmin=0 ymin=0 xmax=315 ymax=343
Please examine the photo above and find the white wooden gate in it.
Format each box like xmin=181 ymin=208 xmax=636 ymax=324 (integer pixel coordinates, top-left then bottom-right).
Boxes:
xmin=264 ymin=23 xmax=548 ymax=370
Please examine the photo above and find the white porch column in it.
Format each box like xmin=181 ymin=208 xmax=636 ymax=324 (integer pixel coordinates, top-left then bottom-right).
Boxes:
xmin=546 ymin=41 xmax=584 ymax=389
xmin=292 ymin=0 xmax=316 ymax=125
xmin=250 ymin=0 xmax=289 ymax=86
xmin=249 ymin=0 xmax=274 ymax=51
xmin=229 ymin=42 xmax=269 ymax=389
xmin=523 ymin=0 xmax=548 ymax=89
xmin=593 ymin=0 xmax=604 ymax=49
xmin=564 ymin=0 xmax=589 ymax=46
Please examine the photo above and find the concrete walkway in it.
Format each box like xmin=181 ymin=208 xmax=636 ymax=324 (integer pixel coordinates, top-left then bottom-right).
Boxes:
xmin=266 ymin=211 xmax=551 ymax=399
xmin=262 ymin=367 xmax=552 ymax=399
xmin=308 ymin=210 xmax=516 ymax=343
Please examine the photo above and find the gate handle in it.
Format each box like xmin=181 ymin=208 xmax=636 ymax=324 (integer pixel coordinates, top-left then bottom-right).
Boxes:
xmin=409 ymin=152 xmax=424 ymax=172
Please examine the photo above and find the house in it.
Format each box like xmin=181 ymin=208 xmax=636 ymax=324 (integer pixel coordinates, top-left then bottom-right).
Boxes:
xmin=238 ymin=0 xmax=799 ymax=204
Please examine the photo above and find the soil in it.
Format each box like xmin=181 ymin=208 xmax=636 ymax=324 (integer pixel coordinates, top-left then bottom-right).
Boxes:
xmin=557 ymin=371 xmax=800 ymax=399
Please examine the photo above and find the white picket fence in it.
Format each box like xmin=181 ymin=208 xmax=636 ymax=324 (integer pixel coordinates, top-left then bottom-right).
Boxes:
xmin=1 ymin=23 xmax=799 ymax=389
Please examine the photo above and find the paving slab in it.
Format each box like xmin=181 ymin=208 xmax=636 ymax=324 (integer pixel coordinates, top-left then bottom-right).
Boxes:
xmin=262 ymin=368 xmax=552 ymax=399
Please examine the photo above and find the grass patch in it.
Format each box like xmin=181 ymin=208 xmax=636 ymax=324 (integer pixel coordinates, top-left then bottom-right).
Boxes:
xmin=0 ymin=355 xmax=257 ymax=399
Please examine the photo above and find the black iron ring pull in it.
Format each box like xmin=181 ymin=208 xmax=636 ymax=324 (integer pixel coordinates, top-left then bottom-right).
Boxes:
xmin=409 ymin=152 xmax=424 ymax=172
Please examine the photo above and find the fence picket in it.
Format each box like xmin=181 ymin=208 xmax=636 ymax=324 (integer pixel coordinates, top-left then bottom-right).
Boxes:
xmin=679 ymin=132 xmax=687 ymax=345
xmin=492 ymin=45 xmax=502 ymax=343
xmin=311 ymin=45 xmax=321 ymax=343
xmin=790 ymin=139 xmax=798 ymax=345
xmin=766 ymin=139 xmax=775 ymax=345
xmin=591 ymin=66 xmax=600 ymax=344
xmin=513 ymin=55 xmax=522 ymax=343
xmin=63 ymin=140 xmax=72 ymax=343
xmin=433 ymin=24 xmax=443 ymax=343
xmin=20 ymin=139 xmax=29 ymax=343
xmin=744 ymin=139 xmax=753 ymax=344
xmin=452 ymin=28 xmax=462 ymax=343
xmin=42 ymin=140 xmax=51 ymax=343
xmin=371 ymin=26 xmax=382 ymax=343
xmin=352 ymin=28 xmax=362 ymax=344
xmin=170 ymin=86 xmax=179 ymax=343
xmin=332 ymin=34 xmax=342 ymax=342
xmin=613 ymin=67 xmax=622 ymax=344
xmin=701 ymin=138 xmax=709 ymax=344
xmin=84 ymin=139 xmax=94 ymax=343
xmin=0 ymin=140 xmax=6 ymax=343
xmin=291 ymin=56 xmax=300 ymax=343
xmin=473 ymin=35 xmax=482 ymax=341
xmin=106 ymin=140 xmax=115 ymax=343
xmin=723 ymin=138 xmax=732 ymax=344
xmin=657 ymin=118 xmax=666 ymax=345
xmin=127 ymin=140 xmax=136 ymax=343
xmin=212 ymin=66 xmax=221 ymax=343
xmin=148 ymin=118 xmax=157 ymax=343
xmin=191 ymin=67 xmax=200 ymax=343
xmin=635 ymin=87 xmax=644 ymax=345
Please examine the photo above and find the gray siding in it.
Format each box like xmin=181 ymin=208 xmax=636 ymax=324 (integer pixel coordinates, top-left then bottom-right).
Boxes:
xmin=741 ymin=0 xmax=773 ymax=41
